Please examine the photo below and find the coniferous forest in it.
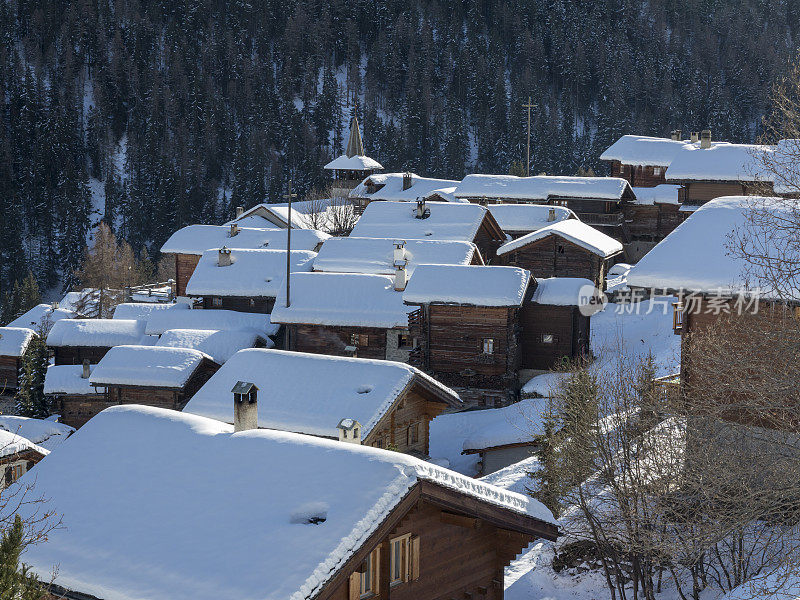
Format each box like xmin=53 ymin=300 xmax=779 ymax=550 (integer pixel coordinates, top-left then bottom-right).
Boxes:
xmin=0 ymin=0 xmax=798 ymax=297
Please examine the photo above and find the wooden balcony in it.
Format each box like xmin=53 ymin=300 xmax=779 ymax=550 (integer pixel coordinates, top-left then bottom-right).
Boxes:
xmin=578 ymin=212 xmax=625 ymax=227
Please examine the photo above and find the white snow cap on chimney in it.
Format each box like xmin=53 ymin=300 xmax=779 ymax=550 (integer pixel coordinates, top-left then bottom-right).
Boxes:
xmin=337 ymin=418 xmax=362 ymax=444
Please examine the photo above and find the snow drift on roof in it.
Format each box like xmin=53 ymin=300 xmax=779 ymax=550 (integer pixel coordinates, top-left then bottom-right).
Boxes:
xmin=90 ymin=345 xmax=212 ymax=388
xmin=350 ymin=201 xmax=488 ymax=242
xmin=0 ymin=327 xmax=35 ymax=357
xmin=46 ymin=319 xmax=146 ymax=348
xmin=0 ymin=428 xmax=48 ymax=459
xmin=144 ymin=309 xmax=279 ymax=336
xmin=43 ymin=364 xmax=94 ymax=395
xmin=161 ymin=224 xmax=328 ymax=255
xmin=6 ymin=304 xmax=75 ymax=329
xmin=0 ymin=415 xmax=73 ymax=452
xmin=403 ymin=265 xmax=531 ymax=306
xmin=532 ymin=277 xmax=599 ymax=307
xmin=488 ymin=203 xmax=576 ymax=233
xmin=14 ymin=405 xmax=552 ymax=600
xmin=665 ymin=143 xmax=772 ymax=182
xmin=461 ymin=398 xmax=547 ymax=452
xmin=112 ymin=302 xmax=188 ymax=321
xmin=497 ymin=219 xmax=623 ymax=258
xmin=627 ymin=196 xmax=796 ymax=297
xmin=599 ymin=135 xmax=690 ymax=167
xmin=631 ymin=184 xmax=682 ymax=205
xmin=156 ymin=328 xmax=271 ymax=364
xmin=324 ymin=154 xmax=383 ymax=170
xmin=313 ymin=237 xmax=479 ymax=276
xmin=271 ymin=272 xmax=410 ymax=328
xmin=453 ymin=174 xmax=631 ymax=201
xmin=185 ymin=249 xmax=316 ymax=297
xmin=185 ymin=348 xmax=457 ymax=438
xmin=349 ymin=173 xmax=459 ymax=201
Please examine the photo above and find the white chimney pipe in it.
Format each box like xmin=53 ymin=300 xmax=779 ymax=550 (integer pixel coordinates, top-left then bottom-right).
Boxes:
xmin=547 ymin=208 xmax=556 ymax=222
xmin=235 ymin=206 xmax=244 ymax=218
xmin=81 ymin=359 xmax=91 ymax=379
xmin=218 ymin=246 xmax=232 ymax=267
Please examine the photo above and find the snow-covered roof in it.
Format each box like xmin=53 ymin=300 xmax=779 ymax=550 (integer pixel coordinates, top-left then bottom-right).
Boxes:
xmin=423 ymin=186 xmax=463 ymax=202
xmin=0 ymin=428 xmax=48 ymax=459
xmin=497 ymin=219 xmax=624 ymax=258
xmin=313 ymin=237 xmax=480 ymax=276
xmin=156 ymin=328 xmax=271 ymax=364
xmin=144 ymin=309 xmax=280 ymax=337
xmin=185 ymin=249 xmax=316 ymax=298
xmin=403 ymin=265 xmax=531 ymax=307
xmin=349 ymin=173 xmax=459 ymax=201
xmin=665 ymin=143 xmax=772 ymax=182
xmin=6 ymin=303 xmax=75 ymax=329
xmin=0 ymin=327 xmax=35 ymax=357
xmin=532 ymin=277 xmax=599 ymax=307
xmin=487 ymin=203 xmax=576 ymax=233
xmin=631 ymin=184 xmax=682 ymax=205
xmin=453 ymin=175 xmax=632 ymax=202
xmin=161 ymin=224 xmax=328 ymax=255
xmin=46 ymin=319 xmax=146 ymax=348
xmin=599 ymin=135 xmax=691 ymax=167
xmin=185 ymin=348 xmax=458 ymax=439
xmin=90 ymin=345 xmax=213 ymax=389
xmin=112 ymin=302 xmax=188 ymax=321
xmin=0 ymin=416 xmax=73 ymax=452
xmin=15 ymin=405 xmax=554 ymax=600
xmin=324 ymin=154 xmax=383 ymax=170
xmin=43 ymin=365 xmax=94 ymax=395
xmin=350 ymin=201 xmax=491 ymax=242
xmin=461 ymin=398 xmax=547 ymax=452
xmin=270 ymin=272 xmax=410 ymax=328
xmin=627 ymin=196 xmax=792 ymax=297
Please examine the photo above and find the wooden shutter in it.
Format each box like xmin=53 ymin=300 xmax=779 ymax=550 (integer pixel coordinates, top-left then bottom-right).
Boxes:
xmin=410 ymin=535 xmax=420 ymax=581
xmin=4 ymin=467 xmax=11 ymax=486
xmin=348 ymin=572 xmax=360 ymax=600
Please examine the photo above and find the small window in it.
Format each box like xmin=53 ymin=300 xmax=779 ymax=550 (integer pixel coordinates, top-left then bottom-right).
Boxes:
xmin=557 ymin=245 xmax=565 ymax=254
xmin=212 ymin=297 xmax=223 ymax=307
xmin=389 ymin=534 xmax=420 ymax=585
xmin=249 ymin=298 xmax=256 ymax=307
xmin=397 ymin=333 xmax=412 ymax=349
xmin=353 ymin=428 xmax=359 ymax=439
xmin=351 ymin=333 xmax=369 ymax=347
xmin=407 ymin=423 xmax=420 ymax=446
xmin=482 ymin=338 xmax=495 ymax=354
xmin=375 ymin=437 xmax=384 ymax=449
xmin=359 ymin=548 xmax=380 ymax=597
xmin=542 ymin=334 xmax=555 ymax=344
xmin=654 ymin=166 xmax=662 ymax=176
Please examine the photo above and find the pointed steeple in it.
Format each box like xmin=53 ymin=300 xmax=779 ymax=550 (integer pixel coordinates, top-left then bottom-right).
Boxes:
xmin=345 ymin=115 xmax=364 ymax=158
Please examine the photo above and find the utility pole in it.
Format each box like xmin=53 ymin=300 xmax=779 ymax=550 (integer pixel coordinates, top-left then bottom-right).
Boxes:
xmin=283 ymin=179 xmax=297 ymax=308
xmin=523 ymin=96 xmax=537 ymax=176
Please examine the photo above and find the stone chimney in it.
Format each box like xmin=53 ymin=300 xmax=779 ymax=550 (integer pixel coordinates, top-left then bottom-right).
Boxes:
xmin=415 ymin=198 xmax=426 ymax=219
xmin=700 ymin=129 xmax=712 ymax=149
xmin=232 ymin=381 xmax=258 ymax=432
xmin=218 ymin=246 xmax=232 ymax=267
xmin=674 ymin=129 xmax=682 ymax=141
xmin=547 ymin=208 xmax=556 ymax=222
xmin=670 ymin=130 xmax=679 ymax=141
xmin=81 ymin=359 xmax=91 ymax=379
xmin=402 ymin=172 xmax=413 ymax=191
xmin=690 ymin=131 xmax=700 ymax=143
xmin=229 ymin=223 xmax=240 ymax=237
xmin=337 ymin=418 xmax=362 ymax=444
xmin=235 ymin=206 xmax=244 ymax=218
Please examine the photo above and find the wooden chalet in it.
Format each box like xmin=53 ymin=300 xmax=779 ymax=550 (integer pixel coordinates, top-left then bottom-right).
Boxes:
xmin=665 ymin=134 xmax=774 ymax=211
xmin=89 ymin=345 xmax=220 ymax=411
xmin=185 ymin=247 xmax=316 ymax=313
xmin=28 ymin=406 xmax=557 ymax=600
xmin=487 ymin=203 xmax=577 ymax=239
xmin=496 ymin=220 xmax=623 ymax=290
xmin=271 ymin=271 xmax=413 ymax=361
xmin=160 ymin=224 xmax=328 ymax=297
xmin=452 ymin=174 xmax=636 ymax=242
xmin=0 ymin=429 xmax=48 ymax=490
xmin=184 ymin=348 xmax=462 ymax=456
xmin=599 ymin=133 xmax=689 ymax=187
xmin=403 ymin=265 xmax=533 ymax=408
xmin=44 ymin=362 xmax=112 ymax=429
xmin=520 ymin=278 xmax=596 ymax=372
xmin=623 ymin=184 xmax=684 ymax=242
xmin=324 ymin=115 xmax=383 ymax=201
xmin=348 ymin=172 xmax=458 ymax=212
xmin=349 ymin=199 xmax=506 ymax=263
xmin=46 ymin=319 xmax=146 ymax=365
xmin=0 ymin=327 xmax=36 ymax=394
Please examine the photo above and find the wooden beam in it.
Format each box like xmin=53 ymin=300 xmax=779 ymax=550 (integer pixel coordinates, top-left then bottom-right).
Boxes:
xmin=440 ymin=510 xmax=481 ymax=529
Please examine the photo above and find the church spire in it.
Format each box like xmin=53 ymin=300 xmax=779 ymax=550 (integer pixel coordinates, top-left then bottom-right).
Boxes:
xmin=345 ymin=114 xmax=364 ymax=158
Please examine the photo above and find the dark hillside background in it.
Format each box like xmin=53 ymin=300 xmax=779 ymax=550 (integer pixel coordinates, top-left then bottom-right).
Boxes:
xmin=0 ymin=0 xmax=797 ymax=294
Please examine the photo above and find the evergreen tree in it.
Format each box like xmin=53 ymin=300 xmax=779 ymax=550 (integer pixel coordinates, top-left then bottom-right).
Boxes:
xmin=0 ymin=515 xmax=46 ymax=599
xmin=15 ymin=332 xmax=49 ymax=419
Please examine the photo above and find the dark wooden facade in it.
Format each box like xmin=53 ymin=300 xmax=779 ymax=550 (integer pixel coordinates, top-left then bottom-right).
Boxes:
xmin=0 ymin=447 xmax=47 ymax=490
xmin=287 ymin=324 xmax=391 ymax=360
xmin=96 ymin=359 xmax=219 ymax=412
xmin=0 ymin=356 xmax=22 ymax=393
xmin=54 ymin=393 xmax=117 ymax=429
xmin=173 ymin=253 xmax=201 ymax=297
xmin=52 ymin=346 xmax=113 ymax=366
xmin=408 ymin=305 xmax=522 ymax=407
xmin=498 ymin=236 xmax=617 ymax=290
xmin=317 ymin=480 xmax=558 ymax=600
xmin=520 ymin=303 xmax=590 ymax=370
xmin=622 ymin=202 xmax=684 ymax=242
xmin=610 ymin=161 xmax=668 ymax=187
xmin=201 ymin=295 xmax=274 ymax=313
xmin=472 ymin=214 xmax=507 ymax=264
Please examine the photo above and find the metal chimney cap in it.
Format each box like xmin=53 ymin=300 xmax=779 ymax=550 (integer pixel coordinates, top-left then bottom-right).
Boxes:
xmin=231 ymin=381 xmax=258 ymax=395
